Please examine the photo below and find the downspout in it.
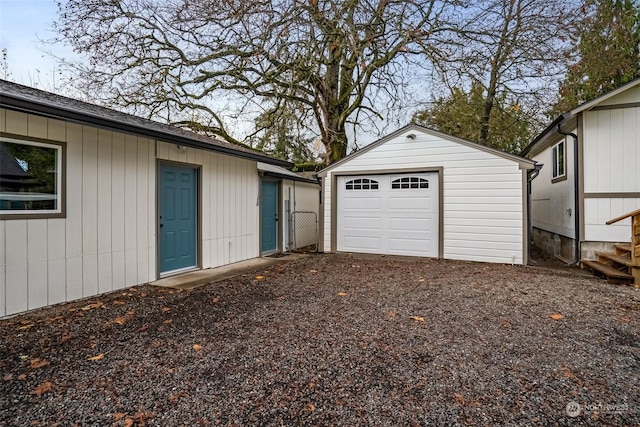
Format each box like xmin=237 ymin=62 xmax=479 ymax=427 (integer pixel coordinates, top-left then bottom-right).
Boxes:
xmin=527 ymin=163 xmax=543 ymax=265
xmin=556 ymin=125 xmax=580 ymax=264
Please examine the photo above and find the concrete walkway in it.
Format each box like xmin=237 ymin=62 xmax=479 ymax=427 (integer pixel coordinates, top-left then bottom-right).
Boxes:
xmin=150 ymin=254 xmax=308 ymax=290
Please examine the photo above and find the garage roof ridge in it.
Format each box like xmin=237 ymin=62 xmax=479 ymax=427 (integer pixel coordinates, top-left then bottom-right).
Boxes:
xmin=318 ymin=124 xmax=535 ymax=177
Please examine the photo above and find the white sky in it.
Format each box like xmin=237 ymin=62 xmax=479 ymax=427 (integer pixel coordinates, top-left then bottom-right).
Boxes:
xmin=0 ymin=0 xmax=78 ymax=88
xmin=0 ymin=0 xmax=400 ymax=148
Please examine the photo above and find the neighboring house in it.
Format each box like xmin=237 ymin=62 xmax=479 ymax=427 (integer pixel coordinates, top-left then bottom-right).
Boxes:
xmin=318 ymin=124 xmax=535 ymax=265
xmin=0 ymin=80 xmax=319 ymax=317
xmin=521 ymin=78 xmax=640 ymax=264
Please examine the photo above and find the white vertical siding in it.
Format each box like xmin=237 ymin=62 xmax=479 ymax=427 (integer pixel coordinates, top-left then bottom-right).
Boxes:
xmin=529 ymin=134 xmax=576 ymax=238
xmin=1 ymin=111 xmax=155 ymax=316
xmin=323 ymin=129 xmax=526 ymax=264
xmin=156 ymin=142 xmax=261 ymax=271
xmin=584 ymin=107 xmax=639 ymax=194
xmin=0 ymin=109 xmax=270 ymax=317
xmin=582 ymin=107 xmax=640 ymax=242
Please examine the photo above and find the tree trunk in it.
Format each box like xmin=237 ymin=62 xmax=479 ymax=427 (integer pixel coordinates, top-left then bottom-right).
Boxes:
xmin=325 ymin=125 xmax=348 ymax=165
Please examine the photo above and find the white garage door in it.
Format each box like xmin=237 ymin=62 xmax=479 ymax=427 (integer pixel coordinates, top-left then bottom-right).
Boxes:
xmin=337 ymin=173 xmax=439 ymax=257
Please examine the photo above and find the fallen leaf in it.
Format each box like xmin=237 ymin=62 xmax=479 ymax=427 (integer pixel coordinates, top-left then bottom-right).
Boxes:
xmin=133 ymin=411 xmax=153 ymax=423
xmin=418 ymin=278 xmax=425 ymax=282
xmin=138 ymin=324 xmax=149 ymax=332
xmin=60 ymin=334 xmax=73 ymax=343
xmin=124 ymin=418 xmax=134 ymax=427
xmin=113 ymin=413 xmax=127 ymax=421
xmin=409 ymin=316 xmax=425 ymax=322
xmin=337 ymin=292 xmax=348 ymax=297
xmin=31 ymin=381 xmax=53 ymax=396
xmin=163 ymin=319 xmax=173 ymax=325
xmin=550 ymin=313 xmax=564 ymax=320
xmin=309 ymin=269 xmax=318 ymax=273
xmin=3 ymin=373 xmax=13 ymax=381
xmin=29 ymin=358 xmax=50 ymax=369
xmin=454 ymin=393 xmax=465 ymax=405
xmin=193 ymin=344 xmax=203 ymax=351
xmin=114 ymin=317 xmax=128 ymax=325
xmin=18 ymin=374 xmax=26 ymax=380
xmin=162 ymin=307 xmax=171 ymax=313
xmin=81 ymin=302 xmax=104 ymax=311
xmin=112 ymin=300 xmax=126 ymax=306
xmin=18 ymin=323 xmax=34 ymax=330
xmin=212 ymin=297 xmax=220 ymax=303
xmin=304 ymin=403 xmax=316 ymax=412
xmin=169 ymin=392 xmax=184 ymax=403
xmin=255 ymin=275 xmax=265 ymax=280
xmin=385 ymin=311 xmax=397 ymax=319
xmin=87 ymin=353 xmax=105 ymax=361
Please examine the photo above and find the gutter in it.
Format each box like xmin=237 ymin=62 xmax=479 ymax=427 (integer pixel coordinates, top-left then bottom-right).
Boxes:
xmin=0 ymin=93 xmax=293 ymax=168
xmin=526 ymin=163 xmax=544 ymax=264
xmin=520 ymin=113 xmax=570 ymax=157
xmin=556 ymin=125 xmax=581 ymax=264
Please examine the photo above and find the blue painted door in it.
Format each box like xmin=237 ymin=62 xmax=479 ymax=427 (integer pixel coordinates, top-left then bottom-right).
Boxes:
xmin=159 ymin=164 xmax=197 ymax=273
xmin=261 ymin=180 xmax=278 ymax=253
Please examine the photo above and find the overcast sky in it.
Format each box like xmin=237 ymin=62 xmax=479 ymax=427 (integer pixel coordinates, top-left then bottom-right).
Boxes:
xmin=0 ymin=0 xmax=78 ymax=88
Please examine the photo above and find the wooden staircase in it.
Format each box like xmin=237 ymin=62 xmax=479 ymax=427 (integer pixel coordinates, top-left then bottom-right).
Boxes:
xmin=580 ymin=209 xmax=640 ymax=286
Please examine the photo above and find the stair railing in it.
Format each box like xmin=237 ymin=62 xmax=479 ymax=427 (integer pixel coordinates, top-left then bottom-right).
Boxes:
xmin=606 ymin=208 xmax=640 ymax=270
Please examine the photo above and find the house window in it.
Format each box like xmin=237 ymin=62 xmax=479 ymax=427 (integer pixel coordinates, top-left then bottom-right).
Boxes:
xmin=392 ymin=177 xmax=429 ymax=189
xmin=345 ymin=178 xmax=379 ymax=190
xmin=0 ymin=137 xmax=64 ymax=217
xmin=552 ymin=140 xmax=566 ymax=181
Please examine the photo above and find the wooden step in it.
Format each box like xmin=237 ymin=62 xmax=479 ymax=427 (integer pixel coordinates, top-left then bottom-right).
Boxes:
xmin=581 ymin=260 xmax=635 ymax=284
xmin=615 ymin=243 xmax=632 ymax=254
xmin=597 ymin=251 xmax=633 ymax=267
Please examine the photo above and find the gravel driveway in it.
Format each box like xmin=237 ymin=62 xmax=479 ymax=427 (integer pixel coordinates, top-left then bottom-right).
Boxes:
xmin=1 ymin=253 xmax=639 ymax=426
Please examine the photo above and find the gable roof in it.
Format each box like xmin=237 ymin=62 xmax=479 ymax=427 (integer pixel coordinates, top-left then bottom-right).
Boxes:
xmin=520 ymin=77 xmax=640 ymax=157
xmin=0 ymin=80 xmax=291 ymax=167
xmin=257 ymin=162 xmax=319 ymax=184
xmin=318 ymin=123 xmax=534 ymax=177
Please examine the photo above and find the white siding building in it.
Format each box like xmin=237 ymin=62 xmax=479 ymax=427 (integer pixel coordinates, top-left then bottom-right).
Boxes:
xmin=319 ymin=124 xmax=535 ymax=265
xmin=522 ymin=78 xmax=640 ymax=262
xmin=0 ymin=80 xmax=318 ymax=317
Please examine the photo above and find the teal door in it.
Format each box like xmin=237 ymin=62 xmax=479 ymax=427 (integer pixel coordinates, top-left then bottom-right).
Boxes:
xmin=261 ymin=180 xmax=278 ymax=253
xmin=159 ymin=163 xmax=197 ymax=274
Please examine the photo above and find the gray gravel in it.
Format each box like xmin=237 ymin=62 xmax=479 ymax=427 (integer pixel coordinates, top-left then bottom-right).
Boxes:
xmin=1 ymin=253 xmax=639 ymax=426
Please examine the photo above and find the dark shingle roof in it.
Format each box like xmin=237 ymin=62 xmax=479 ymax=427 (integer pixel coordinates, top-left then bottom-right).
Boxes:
xmin=0 ymin=80 xmax=292 ymax=167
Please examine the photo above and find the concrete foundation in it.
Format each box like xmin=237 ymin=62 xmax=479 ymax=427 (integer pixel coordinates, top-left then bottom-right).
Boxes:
xmin=532 ymin=227 xmax=629 ymax=262
xmin=532 ymin=227 xmax=576 ymax=263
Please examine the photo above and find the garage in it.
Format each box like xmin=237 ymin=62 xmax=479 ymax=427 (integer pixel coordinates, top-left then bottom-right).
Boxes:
xmin=319 ymin=124 xmax=536 ymax=265
xmin=337 ymin=173 xmax=439 ymax=256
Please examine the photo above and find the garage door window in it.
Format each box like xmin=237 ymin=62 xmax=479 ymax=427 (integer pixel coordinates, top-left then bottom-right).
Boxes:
xmin=392 ymin=177 xmax=429 ymax=189
xmin=345 ymin=178 xmax=379 ymax=190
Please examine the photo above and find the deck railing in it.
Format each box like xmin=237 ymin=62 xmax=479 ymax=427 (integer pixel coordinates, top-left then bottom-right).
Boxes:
xmin=606 ymin=208 xmax=640 ymax=282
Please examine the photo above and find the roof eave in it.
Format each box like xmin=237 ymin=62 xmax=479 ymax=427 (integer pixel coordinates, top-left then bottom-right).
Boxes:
xmin=0 ymin=93 xmax=293 ymax=168
xmin=520 ymin=113 xmax=573 ymax=157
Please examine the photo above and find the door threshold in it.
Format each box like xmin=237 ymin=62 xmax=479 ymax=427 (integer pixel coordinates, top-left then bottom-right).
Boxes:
xmin=159 ymin=265 xmax=199 ymax=279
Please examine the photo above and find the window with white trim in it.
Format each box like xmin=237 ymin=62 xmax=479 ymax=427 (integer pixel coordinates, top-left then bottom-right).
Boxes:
xmin=552 ymin=140 xmax=565 ymax=180
xmin=0 ymin=137 xmax=63 ymax=217
xmin=392 ymin=177 xmax=429 ymax=189
xmin=345 ymin=178 xmax=379 ymax=190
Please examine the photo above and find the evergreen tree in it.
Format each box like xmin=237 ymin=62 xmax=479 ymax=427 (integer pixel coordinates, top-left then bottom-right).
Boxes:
xmin=412 ymin=82 xmax=533 ymax=154
xmin=553 ymin=0 xmax=640 ymax=113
